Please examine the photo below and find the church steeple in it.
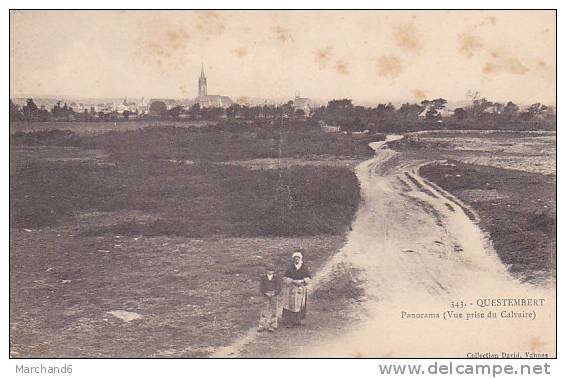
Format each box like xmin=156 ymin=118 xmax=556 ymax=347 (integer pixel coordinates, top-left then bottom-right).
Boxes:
xmin=198 ymin=63 xmax=207 ymax=98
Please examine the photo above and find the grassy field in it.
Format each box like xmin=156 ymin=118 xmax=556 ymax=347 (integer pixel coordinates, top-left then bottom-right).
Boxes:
xmin=9 ymin=120 xmax=212 ymax=135
xmin=9 ymin=122 xmax=368 ymax=357
xmin=400 ymin=131 xmax=557 ymax=283
xmin=11 ymin=123 xmax=379 ymax=162
xmin=10 ymin=159 xmax=360 ymax=237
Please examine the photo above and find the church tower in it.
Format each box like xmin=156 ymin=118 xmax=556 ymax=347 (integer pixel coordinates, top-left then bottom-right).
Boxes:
xmin=198 ymin=64 xmax=207 ymax=98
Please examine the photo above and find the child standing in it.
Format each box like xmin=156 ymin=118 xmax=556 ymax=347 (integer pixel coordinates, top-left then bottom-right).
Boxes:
xmin=258 ymin=264 xmax=281 ymax=332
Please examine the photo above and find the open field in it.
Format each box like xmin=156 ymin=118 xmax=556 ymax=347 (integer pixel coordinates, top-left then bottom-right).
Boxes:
xmin=391 ymin=130 xmax=556 ymax=175
xmin=10 ymin=123 xmax=368 ymax=357
xmin=11 ymin=124 xmax=379 ymax=162
xmin=10 ymin=227 xmax=354 ymax=357
xmin=9 ymin=120 xmax=212 ymax=135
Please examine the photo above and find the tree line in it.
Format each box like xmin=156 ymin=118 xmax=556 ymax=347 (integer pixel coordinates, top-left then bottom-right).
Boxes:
xmin=10 ymin=96 xmax=555 ymax=132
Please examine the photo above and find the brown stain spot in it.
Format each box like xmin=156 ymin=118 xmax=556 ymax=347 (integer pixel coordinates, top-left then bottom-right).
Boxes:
xmin=314 ymin=47 xmax=333 ymax=69
xmin=393 ymin=23 xmax=421 ymax=54
xmin=536 ymin=59 xmax=547 ymax=69
xmin=355 ymin=352 xmax=363 ymax=358
xmin=334 ymin=60 xmax=349 ymax=75
xmin=377 ymin=55 xmax=402 ymax=79
xmin=272 ymin=25 xmax=294 ymax=43
xmin=137 ymin=26 xmax=192 ymax=72
xmin=412 ymin=89 xmax=427 ymax=100
xmin=529 ymin=337 xmax=546 ymax=352
xmin=458 ymin=33 xmax=483 ymax=58
xmin=202 ymin=11 xmax=220 ymax=19
xmin=231 ymin=47 xmax=248 ymax=58
xmin=482 ymin=62 xmax=495 ymax=74
xmin=457 ymin=32 xmax=530 ymax=76
xmin=166 ymin=29 xmax=190 ymax=49
xmin=483 ymin=56 xmax=529 ymax=75
xmin=482 ymin=56 xmax=530 ymax=75
xmin=195 ymin=11 xmax=226 ymax=38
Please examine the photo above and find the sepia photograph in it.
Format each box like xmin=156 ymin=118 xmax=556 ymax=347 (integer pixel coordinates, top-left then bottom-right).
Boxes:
xmin=8 ymin=9 xmax=556 ymax=360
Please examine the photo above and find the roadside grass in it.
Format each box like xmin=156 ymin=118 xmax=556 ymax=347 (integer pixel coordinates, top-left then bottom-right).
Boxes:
xmin=419 ymin=161 xmax=556 ymax=282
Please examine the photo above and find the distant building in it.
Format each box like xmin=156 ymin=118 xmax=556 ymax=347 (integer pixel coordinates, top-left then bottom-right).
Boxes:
xmin=292 ymin=92 xmax=316 ymax=115
xmin=196 ymin=64 xmax=233 ymax=108
xmin=418 ymin=106 xmax=454 ymax=120
xmin=318 ymin=120 xmax=341 ymax=133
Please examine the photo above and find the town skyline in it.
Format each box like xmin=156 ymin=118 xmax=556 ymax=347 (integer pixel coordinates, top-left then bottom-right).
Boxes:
xmin=10 ymin=10 xmax=556 ymax=105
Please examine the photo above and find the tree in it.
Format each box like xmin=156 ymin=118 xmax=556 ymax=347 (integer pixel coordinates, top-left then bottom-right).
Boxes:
xmin=431 ymin=98 xmax=447 ymax=110
xmin=468 ymin=97 xmax=493 ymax=119
xmin=168 ymin=106 xmax=183 ymax=119
xmin=38 ymin=106 xmax=50 ymax=122
xmin=226 ymin=103 xmax=241 ymax=119
xmin=123 ymin=110 xmax=131 ymax=120
xmin=327 ymin=99 xmax=353 ymax=111
xmin=373 ymin=103 xmax=395 ymax=120
xmin=503 ymin=101 xmax=519 ymax=118
xmin=203 ymin=107 xmax=224 ymax=120
xmin=294 ymin=108 xmax=306 ymax=118
xmin=149 ymin=101 xmax=167 ymax=117
xmin=520 ymin=103 xmax=550 ymax=121
xmin=397 ymin=103 xmax=422 ymax=121
xmin=281 ymin=101 xmax=294 ymax=117
xmin=454 ymin=107 xmax=467 ymax=120
xmin=10 ymin=99 xmax=22 ymax=121
xmin=527 ymin=103 xmax=547 ymax=115
xmin=188 ymin=103 xmax=201 ymax=120
xmin=420 ymin=98 xmax=446 ymax=120
xmin=492 ymin=102 xmax=504 ymax=115
xmin=22 ymin=98 xmax=39 ymax=121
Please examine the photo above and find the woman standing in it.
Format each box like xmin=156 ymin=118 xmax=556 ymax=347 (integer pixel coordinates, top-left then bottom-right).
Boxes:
xmin=282 ymin=251 xmax=311 ymax=327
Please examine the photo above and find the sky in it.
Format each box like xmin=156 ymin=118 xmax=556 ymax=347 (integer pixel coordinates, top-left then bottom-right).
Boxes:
xmin=10 ymin=10 xmax=556 ymax=105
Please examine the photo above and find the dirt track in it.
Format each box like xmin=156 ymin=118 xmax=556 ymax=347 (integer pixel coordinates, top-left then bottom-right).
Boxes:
xmin=217 ymin=135 xmax=556 ymax=358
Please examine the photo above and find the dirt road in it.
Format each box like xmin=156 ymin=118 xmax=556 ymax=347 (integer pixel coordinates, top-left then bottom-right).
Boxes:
xmin=216 ymin=135 xmax=555 ymax=358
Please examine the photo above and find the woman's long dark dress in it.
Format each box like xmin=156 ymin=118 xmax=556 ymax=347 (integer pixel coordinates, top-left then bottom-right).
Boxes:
xmin=281 ymin=264 xmax=311 ymax=326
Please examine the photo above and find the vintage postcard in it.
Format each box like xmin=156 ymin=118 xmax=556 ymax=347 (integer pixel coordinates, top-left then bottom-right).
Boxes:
xmin=9 ymin=9 xmax=556 ymax=359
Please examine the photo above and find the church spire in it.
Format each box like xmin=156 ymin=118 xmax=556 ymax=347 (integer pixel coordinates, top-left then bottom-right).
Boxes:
xmin=198 ymin=63 xmax=207 ymax=98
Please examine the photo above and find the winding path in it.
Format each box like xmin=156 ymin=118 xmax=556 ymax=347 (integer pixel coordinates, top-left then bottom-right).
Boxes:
xmin=215 ymin=135 xmax=555 ymax=358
